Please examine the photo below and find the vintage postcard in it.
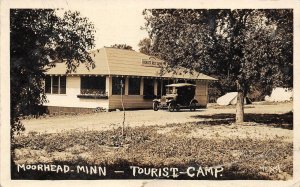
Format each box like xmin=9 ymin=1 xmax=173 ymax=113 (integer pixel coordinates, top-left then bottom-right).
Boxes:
xmin=1 ymin=0 xmax=299 ymax=187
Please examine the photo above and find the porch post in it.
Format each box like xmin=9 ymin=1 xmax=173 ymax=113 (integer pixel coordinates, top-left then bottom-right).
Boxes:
xmin=125 ymin=77 xmax=129 ymax=95
xmin=140 ymin=77 xmax=144 ymax=95
xmin=106 ymin=76 xmax=112 ymax=96
xmin=154 ymin=79 xmax=158 ymax=96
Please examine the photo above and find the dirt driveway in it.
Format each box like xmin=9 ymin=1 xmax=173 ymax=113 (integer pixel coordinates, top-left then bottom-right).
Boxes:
xmin=22 ymin=102 xmax=292 ymax=133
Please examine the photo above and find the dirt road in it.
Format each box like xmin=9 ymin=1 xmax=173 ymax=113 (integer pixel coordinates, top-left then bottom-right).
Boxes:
xmin=22 ymin=102 xmax=292 ymax=133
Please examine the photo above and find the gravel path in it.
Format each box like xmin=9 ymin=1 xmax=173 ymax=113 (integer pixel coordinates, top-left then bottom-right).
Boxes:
xmin=22 ymin=102 xmax=292 ymax=134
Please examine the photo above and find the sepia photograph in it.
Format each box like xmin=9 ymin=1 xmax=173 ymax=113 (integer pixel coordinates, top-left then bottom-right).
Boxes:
xmin=1 ymin=0 xmax=298 ymax=186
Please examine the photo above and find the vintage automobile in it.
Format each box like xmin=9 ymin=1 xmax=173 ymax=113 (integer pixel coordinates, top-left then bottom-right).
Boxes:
xmin=153 ymin=83 xmax=198 ymax=112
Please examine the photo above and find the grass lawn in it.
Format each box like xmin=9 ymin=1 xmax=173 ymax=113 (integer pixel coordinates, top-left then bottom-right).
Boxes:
xmin=12 ymin=110 xmax=293 ymax=180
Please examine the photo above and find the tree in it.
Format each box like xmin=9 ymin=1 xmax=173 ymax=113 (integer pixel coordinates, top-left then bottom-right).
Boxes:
xmin=10 ymin=9 xmax=96 ymax=135
xmin=138 ymin=38 xmax=152 ymax=55
xmin=143 ymin=9 xmax=293 ymax=124
xmin=110 ymin=44 xmax=133 ymax=50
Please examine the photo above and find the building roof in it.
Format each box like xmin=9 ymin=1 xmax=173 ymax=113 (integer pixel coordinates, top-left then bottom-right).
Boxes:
xmin=46 ymin=47 xmax=217 ymax=81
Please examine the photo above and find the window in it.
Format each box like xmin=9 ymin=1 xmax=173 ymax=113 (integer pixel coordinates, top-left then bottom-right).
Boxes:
xmin=177 ymin=79 xmax=185 ymax=83
xmin=45 ymin=76 xmax=51 ymax=94
xmin=80 ymin=77 xmax=106 ymax=95
xmin=128 ymin=78 xmax=141 ymax=95
xmin=157 ymin=79 xmax=173 ymax=96
xmin=187 ymin=80 xmax=196 ymax=84
xmin=52 ymin=76 xmax=59 ymax=94
xmin=112 ymin=77 xmax=125 ymax=95
xmin=45 ymin=76 xmax=66 ymax=94
xmin=143 ymin=78 xmax=154 ymax=96
xmin=60 ymin=76 xmax=66 ymax=94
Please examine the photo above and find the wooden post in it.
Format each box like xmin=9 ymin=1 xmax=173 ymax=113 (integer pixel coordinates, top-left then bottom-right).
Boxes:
xmin=154 ymin=79 xmax=158 ymax=96
xmin=106 ymin=76 xmax=112 ymax=96
xmin=120 ymin=80 xmax=126 ymax=142
xmin=125 ymin=77 xmax=129 ymax=95
xmin=140 ymin=77 xmax=144 ymax=96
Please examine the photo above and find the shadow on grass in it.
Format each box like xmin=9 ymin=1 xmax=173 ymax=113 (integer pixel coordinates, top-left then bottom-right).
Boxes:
xmin=191 ymin=111 xmax=293 ymax=129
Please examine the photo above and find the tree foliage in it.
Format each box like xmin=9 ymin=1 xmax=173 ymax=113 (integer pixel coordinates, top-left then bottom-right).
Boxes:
xmin=143 ymin=9 xmax=293 ymax=123
xmin=138 ymin=38 xmax=152 ymax=55
xmin=110 ymin=44 xmax=133 ymax=50
xmin=10 ymin=9 xmax=96 ymax=135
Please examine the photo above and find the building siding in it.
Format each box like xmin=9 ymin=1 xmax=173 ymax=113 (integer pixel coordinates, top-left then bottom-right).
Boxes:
xmin=45 ymin=76 xmax=209 ymax=113
xmin=109 ymin=95 xmax=153 ymax=109
xmin=44 ymin=76 xmax=109 ymax=109
xmin=194 ymin=80 xmax=208 ymax=107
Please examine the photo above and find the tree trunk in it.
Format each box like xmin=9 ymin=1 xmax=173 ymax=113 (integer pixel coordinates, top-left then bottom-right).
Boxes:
xmin=236 ymin=81 xmax=244 ymax=124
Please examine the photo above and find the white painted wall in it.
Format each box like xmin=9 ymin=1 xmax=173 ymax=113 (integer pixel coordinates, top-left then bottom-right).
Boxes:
xmin=44 ymin=76 xmax=209 ymax=110
xmin=44 ymin=76 xmax=109 ymax=109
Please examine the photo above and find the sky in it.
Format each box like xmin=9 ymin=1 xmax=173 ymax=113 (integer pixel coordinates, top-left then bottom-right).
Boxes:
xmin=71 ymin=7 xmax=148 ymax=51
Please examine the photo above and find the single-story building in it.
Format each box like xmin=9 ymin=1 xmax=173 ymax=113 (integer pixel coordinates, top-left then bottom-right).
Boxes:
xmin=44 ymin=47 xmax=217 ymax=114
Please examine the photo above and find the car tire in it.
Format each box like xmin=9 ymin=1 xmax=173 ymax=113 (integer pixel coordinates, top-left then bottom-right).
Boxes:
xmin=153 ymin=102 xmax=159 ymax=111
xmin=168 ymin=103 xmax=175 ymax=112
xmin=189 ymin=102 xmax=196 ymax=111
xmin=176 ymin=105 xmax=180 ymax=112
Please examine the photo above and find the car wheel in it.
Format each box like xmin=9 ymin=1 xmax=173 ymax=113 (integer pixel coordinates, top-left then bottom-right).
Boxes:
xmin=176 ymin=105 xmax=180 ymax=112
xmin=168 ymin=103 xmax=175 ymax=112
xmin=189 ymin=102 xmax=196 ymax=111
xmin=153 ymin=102 xmax=159 ymax=111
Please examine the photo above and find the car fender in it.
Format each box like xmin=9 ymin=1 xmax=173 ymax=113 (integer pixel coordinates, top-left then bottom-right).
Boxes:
xmin=166 ymin=99 xmax=176 ymax=104
xmin=153 ymin=99 xmax=160 ymax=103
xmin=190 ymin=99 xmax=198 ymax=105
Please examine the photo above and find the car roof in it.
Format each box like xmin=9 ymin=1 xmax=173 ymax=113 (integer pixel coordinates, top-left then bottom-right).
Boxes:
xmin=166 ymin=83 xmax=196 ymax=87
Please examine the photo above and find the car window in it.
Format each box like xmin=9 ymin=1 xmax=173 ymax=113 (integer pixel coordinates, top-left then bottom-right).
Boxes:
xmin=166 ymin=87 xmax=176 ymax=94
